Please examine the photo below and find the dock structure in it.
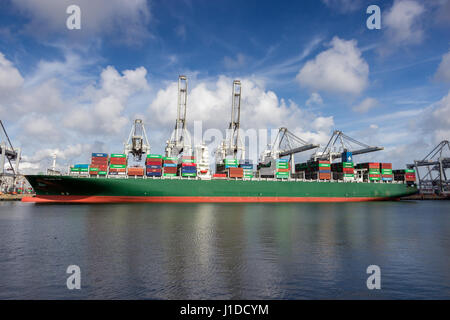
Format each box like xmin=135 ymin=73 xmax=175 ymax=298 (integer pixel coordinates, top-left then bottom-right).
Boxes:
xmin=407 ymin=140 xmax=450 ymax=196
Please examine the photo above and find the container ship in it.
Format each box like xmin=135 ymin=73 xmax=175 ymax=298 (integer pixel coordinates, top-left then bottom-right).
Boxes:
xmin=22 ymin=77 xmax=418 ymax=203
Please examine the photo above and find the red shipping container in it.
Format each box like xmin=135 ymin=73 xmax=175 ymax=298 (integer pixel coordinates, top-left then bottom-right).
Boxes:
xmin=213 ymin=173 xmax=227 ymax=178
xmin=359 ymin=162 xmax=380 ymax=169
xmin=342 ymin=168 xmax=354 ymax=174
xmin=229 ymin=167 xmax=244 ymax=178
xmin=146 ymin=159 xmax=163 ymax=165
xmin=146 ymin=168 xmax=162 ymax=173
xmin=109 ymin=168 xmax=126 ymax=173
xmin=318 ymin=173 xmax=331 ymax=179
xmin=380 ymin=163 xmax=392 ymax=169
xmin=110 ymin=159 xmax=127 ymax=165
xmin=181 ymin=162 xmax=196 ymax=167
xmin=277 ymin=168 xmax=290 ymax=172
xmin=163 ymin=167 xmax=177 ymax=174
xmin=91 ymin=156 xmax=108 ymax=162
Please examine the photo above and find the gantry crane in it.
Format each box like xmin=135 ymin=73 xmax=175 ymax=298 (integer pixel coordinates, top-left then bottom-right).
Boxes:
xmin=312 ymin=130 xmax=383 ymax=161
xmin=165 ymin=75 xmax=192 ymax=157
xmin=215 ymin=80 xmax=245 ymax=162
xmin=0 ymin=120 xmax=21 ymax=192
xmin=407 ymin=140 xmax=450 ymax=195
xmin=260 ymin=127 xmax=319 ymax=173
xmin=124 ymin=119 xmax=151 ymax=161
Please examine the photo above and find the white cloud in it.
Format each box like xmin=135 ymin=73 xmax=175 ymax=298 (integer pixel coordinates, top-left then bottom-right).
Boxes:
xmin=434 ymin=50 xmax=450 ymax=83
xmin=352 ymin=97 xmax=378 ymax=113
xmin=296 ymin=37 xmax=369 ymax=96
xmin=0 ymin=52 xmax=24 ymax=97
xmin=306 ymin=92 xmax=323 ymax=107
xmin=384 ymin=0 xmax=425 ymax=46
xmin=11 ymin=0 xmax=151 ymax=43
xmin=65 ymin=65 xmax=149 ymax=134
xmin=422 ymin=90 xmax=450 ymax=143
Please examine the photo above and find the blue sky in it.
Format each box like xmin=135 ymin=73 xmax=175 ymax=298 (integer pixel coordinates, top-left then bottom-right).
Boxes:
xmin=0 ymin=0 xmax=449 ymax=171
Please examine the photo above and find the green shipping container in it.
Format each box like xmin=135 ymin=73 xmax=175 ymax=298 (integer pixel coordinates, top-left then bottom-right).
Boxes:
xmin=342 ymin=162 xmax=354 ymax=168
xmin=80 ymin=168 xmax=88 ymax=172
xmin=369 ymin=176 xmax=380 ymax=181
xmin=110 ymin=164 xmax=127 ymax=169
xmin=89 ymin=167 xmax=99 ymax=172
xmin=147 ymin=154 xmax=163 ymax=158
xmin=70 ymin=168 xmax=80 ymax=172
xmin=276 ymin=164 xmax=289 ymax=169
xmin=276 ymin=172 xmax=289 ymax=178
xmin=110 ymin=153 xmax=127 ymax=158
xmin=318 ymin=163 xmax=331 ymax=168
xmin=163 ymin=173 xmax=177 ymax=177
xmin=405 ymin=169 xmax=415 ymax=173
xmin=369 ymin=169 xmax=380 ymax=174
xmin=163 ymin=156 xmax=178 ymax=161
xmin=181 ymin=173 xmax=197 ymax=177
xmin=343 ymin=174 xmax=355 ymax=177
xmin=381 ymin=169 xmax=393 ymax=174
xmin=182 ymin=159 xmax=196 ymax=163
xmin=98 ymin=171 xmax=107 ymax=175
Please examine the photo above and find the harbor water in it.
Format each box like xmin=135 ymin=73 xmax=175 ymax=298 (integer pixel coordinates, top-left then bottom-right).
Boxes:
xmin=0 ymin=201 xmax=449 ymax=299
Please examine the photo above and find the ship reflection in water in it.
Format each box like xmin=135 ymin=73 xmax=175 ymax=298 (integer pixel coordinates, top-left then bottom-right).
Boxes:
xmin=0 ymin=201 xmax=449 ymax=299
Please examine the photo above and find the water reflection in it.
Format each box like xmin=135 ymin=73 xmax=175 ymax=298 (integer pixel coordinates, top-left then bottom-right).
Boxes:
xmin=0 ymin=201 xmax=449 ymax=299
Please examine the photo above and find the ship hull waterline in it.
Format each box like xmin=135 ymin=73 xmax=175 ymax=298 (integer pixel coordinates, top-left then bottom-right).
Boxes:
xmin=22 ymin=175 xmax=418 ymax=203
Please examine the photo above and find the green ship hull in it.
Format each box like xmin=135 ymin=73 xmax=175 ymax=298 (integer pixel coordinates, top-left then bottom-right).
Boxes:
xmin=22 ymin=175 xmax=418 ymax=203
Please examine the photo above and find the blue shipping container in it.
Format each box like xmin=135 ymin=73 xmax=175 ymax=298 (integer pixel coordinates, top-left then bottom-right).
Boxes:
xmin=74 ymin=164 xmax=89 ymax=168
xmin=146 ymin=165 xmax=162 ymax=169
xmin=342 ymin=151 xmax=353 ymax=163
xmin=239 ymin=164 xmax=253 ymax=169
xmin=318 ymin=169 xmax=331 ymax=173
xmin=276 ymin=159 xmax=289 ymax=163
xmin=182 ymin=167 xmax=197 ymax=172
xmin=92 ymin=153 xmax=108 ymax=158
xmin=225 ymin=164 xmax=238 ymax=168
xmin=163 ymin=163 xmax=177 ymax=167
xmin=146 ymin=172 xmax=162 ymax=177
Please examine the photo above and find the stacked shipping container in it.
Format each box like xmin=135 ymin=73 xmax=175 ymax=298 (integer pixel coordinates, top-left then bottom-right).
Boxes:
xmin=109 ymin=154 xmax=127 ymax=175
xmin=239 ymin=160 xmax=253 ymax=178
xmin=71 ymin=164 xmax=89 ymax=175
xmin=90 ymin=153 xmax=108 ymax=176
xmin=380 ymin=163 xmax=393 ymax=181
xmin=181 ymin=156 xmax=197 ymax=177
xmin=163 ymin=156 xmax=178 ymax=177
xmin=275 ymin=159 xmax=290 ymax=179
xmin=302 ymin=160 xmax=331 ymax=180
xmin=393 ymin=169 xmax=416 ymax=183
xmin=146 ymin=154 xmax=163 ymax=177
xmin=356 ymin=163 xmax=380 ymax=181
xmin=128 ymin=167 xmax=144 ymax=176
xmin=331 ymin=162 xmax=355 ymax=181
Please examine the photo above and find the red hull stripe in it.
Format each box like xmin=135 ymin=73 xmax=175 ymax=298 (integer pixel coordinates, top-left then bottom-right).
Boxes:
xmin=21 ymin=195 xmax=395 ymax=203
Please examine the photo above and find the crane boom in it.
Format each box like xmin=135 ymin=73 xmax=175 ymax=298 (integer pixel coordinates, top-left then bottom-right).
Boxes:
xmin=313 ymin=130 xmax=383 ymax=161
xmin=215 ymin=80 xmax=245 ymax=162
xmin=165 ymin=75 xmax=192 ymax=157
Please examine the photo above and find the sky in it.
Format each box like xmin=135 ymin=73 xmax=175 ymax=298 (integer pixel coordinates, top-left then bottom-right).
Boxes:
xmin=0 ymin=0 xmax=449 ymax=172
